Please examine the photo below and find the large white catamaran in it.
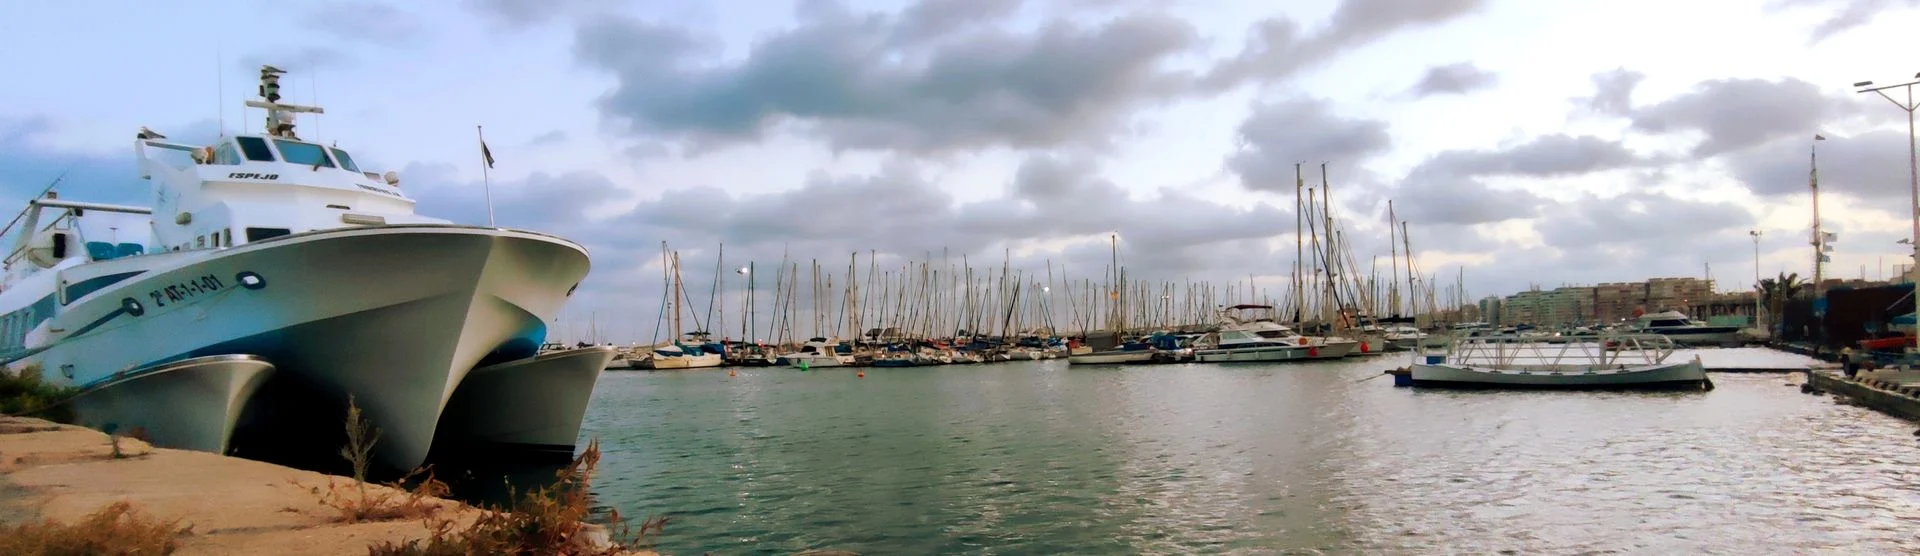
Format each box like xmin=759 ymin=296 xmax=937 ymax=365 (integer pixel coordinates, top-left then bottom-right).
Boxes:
xmin=0 ymin=65 xmax=611 ymax=469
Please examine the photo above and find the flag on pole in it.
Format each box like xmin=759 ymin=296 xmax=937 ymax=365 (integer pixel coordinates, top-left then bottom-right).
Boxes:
xmin=481 ymin=139 xmax=496 ymax=169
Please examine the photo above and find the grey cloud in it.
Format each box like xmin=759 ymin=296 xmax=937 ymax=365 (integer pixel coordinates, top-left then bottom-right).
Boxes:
xmin=1535 ymin=192 xmax=1755 ymax=252
xmin=1404 ymin=62 xmax=1496 ymax=98
xmin=1575 ymin=68 xmax=1643 ymax=118
xmin=466 ymin=0 xmax=624 ymax=29
xmin=1629 ymin=77 xmax=1861 ymax=157
xmin=1199 ymin=0 xmax=1488 ymax=91
xmin=529 ymin=130 xmax=568 ymax=146
xmin=1727 ymin=129 xmax=1915 ymax=200
xmin=1421 ymin=134 xmax=1649 ymax=177
xmin=891 ymin=0 xmax=1024 ymax=44
xmin=1227 ymin=97 xmax=1393 ymax=192
xmin=1772 ymin=0 xmax=1920 ymax=44
xmin=575 ymin=4 xmax=1198 ymax=153
xmin=1379 ymin=134 xmax=1653 ymax=226
xmin=237 ymin=46 xmax=355 ymax=73
xmin=400 ymin=163 xmax=633 ymax=239
xmin=306 ymin=2 xmax=424 ymax=47
xmin=1484 ymin=193 xmax=1759 ymax=297
xmin=0 ymin=117 xmax=224 ymax=208
xmin=1389 ymin=178 xmax=1543 ymax=226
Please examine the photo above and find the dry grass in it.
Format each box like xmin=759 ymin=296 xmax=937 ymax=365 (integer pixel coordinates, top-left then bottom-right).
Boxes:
xmin=302 ymin=395 xmax=451 ymax=523
xmin=307 ymin=466 xmax=451 ymax=524
xmin=0 ymin=500 xmax=189 ymax=555
xmin=369 ymin=440 xmax=667 ymax=556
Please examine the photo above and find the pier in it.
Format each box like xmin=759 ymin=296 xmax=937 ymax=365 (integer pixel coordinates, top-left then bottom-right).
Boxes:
xmin=1808 ymin=368 xmax=1920 ymax=422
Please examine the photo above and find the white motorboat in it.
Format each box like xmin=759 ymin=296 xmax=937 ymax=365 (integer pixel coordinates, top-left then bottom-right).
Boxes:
xmin=782 ymin=338 xmax=853 ymax=368
xmin=1382 ymin=324 xmax=1429 ymax=351
xmin=1397 ymin=332 xmax=1711 ymax=390
xmin=433 ymin=345 xmax=615 ymax=459
xmin=1066 ymin=348 xmax=1158 ymax=365
xmin=1631 ymin=310 xmax=1743 ymax=347
xmin=1198 ymin=305 xmax=1356 ymax=360
xmin=1194 ymin=328 xmax=1311 ymax=363
xmin=63 ymin=354 xmax=275 ymax=454
xmin=645 ymin=343 xmax=723 ymax=369
xmin=0 ymin=66 xmax=592 ymax=470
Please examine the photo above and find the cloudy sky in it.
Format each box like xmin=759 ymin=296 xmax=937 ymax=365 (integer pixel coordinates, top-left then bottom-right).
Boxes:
xmin=4 ymin=0 xmax=1919 ymax=342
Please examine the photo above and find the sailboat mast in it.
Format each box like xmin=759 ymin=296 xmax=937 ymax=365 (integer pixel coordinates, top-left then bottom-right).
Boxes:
xmin=1293 ymin=163 xmax=1305 ymax=323
xmin=670 ymin=251 xmax=684 ymax=342
xmin=1389 ymin=200 xmax=1400 ymax=318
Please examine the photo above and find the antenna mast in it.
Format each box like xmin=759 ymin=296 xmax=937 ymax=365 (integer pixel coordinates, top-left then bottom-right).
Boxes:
xmin=244 ymin=65 xmax=324 ymax=139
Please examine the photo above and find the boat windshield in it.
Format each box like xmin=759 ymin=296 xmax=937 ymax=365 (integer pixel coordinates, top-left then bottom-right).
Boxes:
xmin=274 ymin=139 xmax=335 ymax=168
xmin=1254 ymin=329 xmax=1294 ymax=339
xmin=329 ymin=147 xmax=361 ymax=173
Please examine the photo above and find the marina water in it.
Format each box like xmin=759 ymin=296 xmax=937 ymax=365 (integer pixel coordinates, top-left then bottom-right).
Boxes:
xmin=579 ymin=349 xmax=1920 ymax=554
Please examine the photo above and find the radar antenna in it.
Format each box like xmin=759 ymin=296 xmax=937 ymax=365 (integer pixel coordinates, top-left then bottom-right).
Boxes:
xmin=243 ymin=65 xmax=325 ymax=139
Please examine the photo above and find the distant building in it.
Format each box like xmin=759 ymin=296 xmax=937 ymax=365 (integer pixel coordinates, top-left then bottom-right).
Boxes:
xmin=1478 ymin=296 xmax=1503 ymax=326
xmin=1497 ymin=277 xmax=1717 ymax=326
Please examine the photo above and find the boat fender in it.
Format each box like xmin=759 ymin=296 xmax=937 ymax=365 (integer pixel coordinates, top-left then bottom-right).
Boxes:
xmin=1360 ymin=341 xmax=1369 ymax=353
xmin=1703 ymin=376 xmax=1716 ymax=391
xmin=1309 ymin=346 xmax=1319 ymax=358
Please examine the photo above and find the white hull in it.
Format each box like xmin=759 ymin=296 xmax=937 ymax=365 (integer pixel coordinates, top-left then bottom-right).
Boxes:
xmin=1650 ymin=330 xmax=1743 ymax=346
xmin=785 ymin=352 xmax=852 ymax=368
xmin=15 ymin=226 xmax=590 ymax=470
xmin=1005 ymin=348 xmax=1044 ymax=360
xmin=1067 ymin=350 xmax=1155 ymax=365
xmin=648 ymin=352 xmax=722 ymax=369
xmin=1409 ymin=357 xmax=1709 ymax=389
xmin=1195 ymin=345 xmax=1310 ymax=363
xmin=435 ymin=345 xmax=613 ymax=455
xmin=66 ymin=354 xmax=275 ymax=454
xmin=1309 ymin=339 xmax=1359 ymax=359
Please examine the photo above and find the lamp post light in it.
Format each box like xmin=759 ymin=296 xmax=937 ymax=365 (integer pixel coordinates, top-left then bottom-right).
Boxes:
xmin=1855 ymin=74 xmax=1920 ymax=282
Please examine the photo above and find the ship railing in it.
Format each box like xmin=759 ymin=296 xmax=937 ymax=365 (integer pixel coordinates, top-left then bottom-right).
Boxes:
xmin=1412 ymin=332 xmax=1678 ymax=369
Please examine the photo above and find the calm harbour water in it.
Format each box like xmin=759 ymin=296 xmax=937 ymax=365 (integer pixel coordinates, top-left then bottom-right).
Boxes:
xmin=578 ymin=348 xmax=1920 ymax=555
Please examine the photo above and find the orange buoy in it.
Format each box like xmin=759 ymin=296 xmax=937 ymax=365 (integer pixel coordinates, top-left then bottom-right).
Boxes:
xmin=857 ymin=371 xmax=865 ymax=378
xmin=729 ymin=369 xmax=736 ymax=377
xmin=1360 ymin=342 xmax=1370 ymax=353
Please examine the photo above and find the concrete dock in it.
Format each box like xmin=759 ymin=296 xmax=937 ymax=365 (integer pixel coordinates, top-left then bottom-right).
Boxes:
xmin=1807 ymin=368 xmax=1920 ymax=422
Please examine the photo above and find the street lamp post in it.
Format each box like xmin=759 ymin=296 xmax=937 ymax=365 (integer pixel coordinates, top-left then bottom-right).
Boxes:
xmin=1854 ymin=74 xmax=1920 ymax=282
xmin=1750 ymin=230 xmax=1763 ymax=330
xmin=1809 ymin=134 xmax=1828 ymax=299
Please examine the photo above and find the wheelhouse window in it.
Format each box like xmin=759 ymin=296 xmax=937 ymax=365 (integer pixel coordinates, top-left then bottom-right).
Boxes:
xmin=329 ymin=148 xmax=361 ymax=173
xmin=236 ymin=137 xmax=276 ymax=162
xmin=274 ymin=140 xmax=335 ymax=168
xmin=212 ymin=142 xmax=242 ymax=165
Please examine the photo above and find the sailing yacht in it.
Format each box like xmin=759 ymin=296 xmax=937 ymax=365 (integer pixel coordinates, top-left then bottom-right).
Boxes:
xmin=643 ymin=246 xmax=723 ymax=370
xmin=0 ymin=66 xmax=598 ymax=470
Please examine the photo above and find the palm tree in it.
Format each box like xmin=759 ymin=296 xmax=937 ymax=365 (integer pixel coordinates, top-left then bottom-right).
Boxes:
xmin=1756 ymin=271 xmax=1808 ymax=338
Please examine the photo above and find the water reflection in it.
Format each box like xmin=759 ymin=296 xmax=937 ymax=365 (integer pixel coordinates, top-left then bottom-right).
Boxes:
xmin=576 ymin=348 xmax=1920 ymax=555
